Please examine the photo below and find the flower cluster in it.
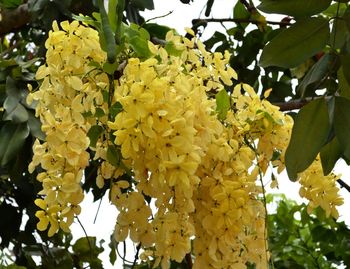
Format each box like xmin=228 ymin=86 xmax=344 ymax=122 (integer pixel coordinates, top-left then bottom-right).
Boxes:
xmin=29 ymin=20 xmax=344 ymax=269
xmin=28 ymin=21 xmax=107 ymax=236
xmin=298 ymin=156 xmax=344 ymax=218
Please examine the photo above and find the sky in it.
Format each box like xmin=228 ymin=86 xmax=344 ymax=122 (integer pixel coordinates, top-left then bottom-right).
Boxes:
xmin=70 ymin=1 xmax=350 ymax=268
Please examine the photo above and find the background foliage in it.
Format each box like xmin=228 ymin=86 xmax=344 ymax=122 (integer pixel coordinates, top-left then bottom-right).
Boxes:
xmin=1 ymin=0 xmax=350 ymax=268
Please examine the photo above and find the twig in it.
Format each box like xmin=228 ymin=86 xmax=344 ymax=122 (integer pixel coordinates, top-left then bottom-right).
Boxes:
xmin=337 ymin=179 xmax=350 ymax=193
xmin=131 ymin=243 xmax=141 ymax=269
xmin=192 ymin=18 xmax=292 ymax=27
xmin=93 ymin=197 xmax=103 ymax=224
xmin=145 ymin=11 xmax=173 ymax=24
xmin=76 ymin=216 xmax=94 ymax=263
xmin=273 ymin=96 xmax=334 ymax=111
xmin=273 ymin=99 xmax=309 ymax=111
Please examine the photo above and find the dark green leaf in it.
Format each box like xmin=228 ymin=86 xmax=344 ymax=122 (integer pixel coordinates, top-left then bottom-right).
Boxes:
xmin=0 ymin=201 xmax=21 ymax=247
xmin=257 ymin=0 xmax=332 ymax=17
xmin=330 ymin=16 xmax=350 ymax=49
xmin=107 ymin=145 xmax=121 ymax=167
xmin=130 ymin=0 xmax=154 ymax=10
xmin=259 ymin=17 xmax=330 ymax=68
xmin=215 ymin=89 xmax=230 ymax=120
xmin=298 ymin=53 xmax=337 ymax=97
xmin=320 ymin=137 xmax=342 ymax=175
xmin=340 ymin=54 xmax=350 ymax=85
xmin=3 ymin=96 xmax=29 ymax=123
xmin=6 ymin=76 xmax=27 ymax=100
xmin=109 ymin=235 xmax=117 ymax=265
xmin=334 ymin=96 xmax=350 ymax=159
xmin=143 ymin=23 xmax=172 ymax=39
xmin=0 ymin=122 xmax=30 ymax=166
xmin=109 ymin=101 xmax=123 ymax=118
xmin=338 ymin=66 xmax=350 ymax=99
xmin=87 ymin=125 xmax=103 ymax=148
xmin=205 ymin=0 xmax=214 ymax=16
xmin=285 ymin=98 xmax=331 ymax=181
xmin=27 ymin=110 xmax=45 ymax=140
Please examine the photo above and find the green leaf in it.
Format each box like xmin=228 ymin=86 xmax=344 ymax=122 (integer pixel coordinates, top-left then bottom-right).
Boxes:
xmin=298 ymin=53 xmax=337 ymax=97
xmin=0 ymin=122 xmax=30 ymax=166
xmin=103 ymin=60 xmax=119 ymax=75
xmin=205 ymin=0 xmax=214 ymax=16
xmin=87 ymin=125 xmax=103 ymax=148
xmin=108 ymin=0 xmax=118 ymax=32
xmin=320 ymin=137 xmax=342 ymax=175
xmin=98 ymin=0 xmax=116 ymax=63
xmin=338 ymin=66 xmax=350 ymax=100
xmin=109 ymin=235 xmax=117 ymax=265
xmin=129 ymin=0 xmax=154 ymax=10
xmin=27 ymin=110 xmax=45 ymax=140
xmin=257 ymin=0 xmax=332 ymax=17
xmin=107 ymin=145 xmax=121 ymax=167
xmin=285 ymin=98 xmax=331 ymax=181
xmin=109 ymin=101 xmax=123 ymax=119
xmin=129 ymin=36 xmax=152 ymax=59
xmin=143 ymin=23 xmax=172 ymax=39
xmin=340 ymin=54 xmax=350 ymax=85
xmin=3 ymin=96 xmax=29 ymax=123
xmin=330 ymin=16 xmax=350 ymax=49
xmin=73 ymin=236 xmax=95 ymax=255
xmin=334 ymin=96 xmax=350 ymax=160
xmin=259 ymin=17 xmax=330 ymax=68
xmin=233 ymin=1 xmax=250 ymax=28
xmin=164 ymin=41 xmax=182 ymax=57
xmin=6 ymin=76 xmax=27 ymax=100
xmin=1 ymin=0 xmax=22 ymax=9
xmin=215 ymin=89 xmax=230 ymax=120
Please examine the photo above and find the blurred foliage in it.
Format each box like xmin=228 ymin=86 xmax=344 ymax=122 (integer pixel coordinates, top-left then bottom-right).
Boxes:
xmin=1 ymin=0 xmax=350 ymax=268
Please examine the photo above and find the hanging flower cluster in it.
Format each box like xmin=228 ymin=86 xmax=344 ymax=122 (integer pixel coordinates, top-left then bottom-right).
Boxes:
xmin=27 ymin=20 xmax=107 ymax=236
xmin=298 ymin=156 xmax=343 ymax=218
xmin=28 ymin=20 xmax=344 ymax=268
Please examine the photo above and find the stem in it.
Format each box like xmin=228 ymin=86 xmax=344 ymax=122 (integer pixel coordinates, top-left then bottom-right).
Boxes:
xmin=192 ymin=18 xmax=291 ymax=27
xmin=337 ymin=179 xmax=350 ymax=193
xmin=76 ymin=216 xmax=94 ymax=264
xmin=131 ymin=243 xmax=141 ymax=269
xmin=93 ymin=196 xmax=103 ymax=224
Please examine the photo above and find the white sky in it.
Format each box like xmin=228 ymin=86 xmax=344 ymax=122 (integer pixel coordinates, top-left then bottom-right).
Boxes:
xmin=70 ymin=1 xmax=350 ymax=268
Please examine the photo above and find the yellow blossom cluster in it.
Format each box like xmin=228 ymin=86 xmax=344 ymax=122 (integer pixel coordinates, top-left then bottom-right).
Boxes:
xmin=28 ymin=20 xmax=344 ymax=269
xmin=27 ymin=21 xmax=107 ymax=236
xmin=298 ymin=156 xmax=344 ymax=218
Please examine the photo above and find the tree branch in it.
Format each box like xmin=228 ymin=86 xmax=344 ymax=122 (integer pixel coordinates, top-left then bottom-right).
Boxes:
xmin=192 ymin=18 xmax=291 ymax=27
xmin=273 ymin=99 xmax=309 ymax=111
xmin=0 ymin=4 xmax=31 ymax=36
